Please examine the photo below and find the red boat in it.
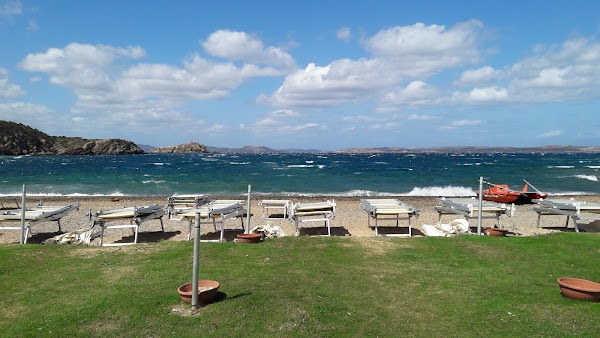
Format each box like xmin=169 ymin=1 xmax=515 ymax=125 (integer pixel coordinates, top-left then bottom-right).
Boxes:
xmin=478 ymin=180 xmax=548 ymax=204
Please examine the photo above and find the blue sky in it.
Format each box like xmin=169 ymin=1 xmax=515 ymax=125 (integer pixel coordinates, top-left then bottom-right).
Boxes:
xmin=1 ymin=0 xmax=599 ymax=150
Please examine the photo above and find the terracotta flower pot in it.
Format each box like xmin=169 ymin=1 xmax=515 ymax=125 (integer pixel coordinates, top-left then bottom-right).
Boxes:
xmin=237 ymin=233 xmax=261 ymax=243
xmin=557 ymin=277 xmax=600 ymax=302
xmin=484 ymin=227 xmax=508 ymax=237
xmin=177 ymin=280 xmax=220 ymax=304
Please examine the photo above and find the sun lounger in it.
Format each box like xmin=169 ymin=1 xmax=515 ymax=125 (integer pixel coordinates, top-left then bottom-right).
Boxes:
xmin=532 ymin=198 xmax=600 ymax=232
xmin=434 ymin=197 xmax=515 ymax=230
xmin=290 ymin=200 xmax=336 ymax=236
xmin=171 ymin=199 xmax=247 ymax=242
xmin=360 ymin=199 xmax=419 ymax=237
xmin=258 ymin=199 xmax=291 ymax=219
xmin=90 ymin=205 xmax=165 ymax=246
xmin=0 ymin=204 xmax=79 ymax=244
xmin=167 ymin=194 xmax=209 ymax=218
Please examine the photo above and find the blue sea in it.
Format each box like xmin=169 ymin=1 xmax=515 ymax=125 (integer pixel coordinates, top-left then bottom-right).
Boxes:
xmin=1 ymin=152 xmax=598 ymax=196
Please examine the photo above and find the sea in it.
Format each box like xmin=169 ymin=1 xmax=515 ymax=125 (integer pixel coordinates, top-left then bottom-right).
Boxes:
xmin=1 ymin=152 xmax=599 ymax=197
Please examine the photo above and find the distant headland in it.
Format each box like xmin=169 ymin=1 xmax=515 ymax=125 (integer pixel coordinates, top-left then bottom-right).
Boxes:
xmin=1 ymin=120 xmax=598 ymax=155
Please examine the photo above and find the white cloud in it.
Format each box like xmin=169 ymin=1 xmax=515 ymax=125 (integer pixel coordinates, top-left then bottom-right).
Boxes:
xmin=537 ymin=129 xmax=564 ymax=138
xmin=202 ymin=30 xmax=296 ymax=70
xmin=19 ymin=35 xmax=291 ymax=113
xmin=262 ymin=20 xmax=485 ymax=108
xmin=381 ymin=81 xmax=439 ymax=106
xmin=407 ymin=114 xmax=436 ymax=121
xmin=0 ymin=68 xmax=25 ymax=98
xmin=456 ymin=66 xmax=499 ymax=85
xmin=242 ymin=109 xmax=325 ymax=135
xmin=336 ymin=27 xmax=352 ymax=42
xmin=454 ymin=86 xmax=509 ymax=103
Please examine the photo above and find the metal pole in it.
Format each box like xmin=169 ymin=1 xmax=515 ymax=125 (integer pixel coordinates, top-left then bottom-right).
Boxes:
xmin=477 ymin=177 xmax=483 ymax=236
xmin=245 ymin=184 xmax=252 ymax=234
xmin=191 ymin=213 xmax=201 ymax=309
xmin=20 ymin=185 xmax=26 ymax=244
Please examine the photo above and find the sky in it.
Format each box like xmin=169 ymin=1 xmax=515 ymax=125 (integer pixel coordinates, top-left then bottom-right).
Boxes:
xmin=1 ymin=1 xmax=600 ymax=150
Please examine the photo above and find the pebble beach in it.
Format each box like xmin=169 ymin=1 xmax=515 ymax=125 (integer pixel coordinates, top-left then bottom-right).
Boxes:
xmin=2 ymin=194 xmax=599 ymax=245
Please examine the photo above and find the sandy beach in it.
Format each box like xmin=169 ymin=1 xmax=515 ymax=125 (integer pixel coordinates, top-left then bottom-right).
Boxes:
xmin=1 ymin=195 xmax=599 ymax=245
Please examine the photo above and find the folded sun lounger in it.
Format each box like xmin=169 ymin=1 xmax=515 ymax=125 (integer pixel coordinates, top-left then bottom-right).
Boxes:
xmin=167 ymin=194 xmax=209 ymax=218
xmin=360 ymin=199 xmax=419 ymax=237
xmin=290 ymin=200 xmax=336 ymax=236
xmin=90 ymin=205 xmax=165 ymax=246
xmin=532 ymin=198 xmax=600 ymax=232
xmin=434 ymin=197 xmax=515 ymax=230
xmin=0 ymin=204 xmax=79 ymax=244
xmin=171 ymin=199 xmax=247 ymax=242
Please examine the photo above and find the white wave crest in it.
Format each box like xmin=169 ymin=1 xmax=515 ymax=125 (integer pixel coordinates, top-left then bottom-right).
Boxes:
xmin=406 ymin=186 xmax=476 ymax=197
xmin=547 ymin=165 xmax=574 ymax=169
xmin=574 ymin=175 xmax=598 ymax=182
xmin=585 ymin=165 xmax=600 ymax=169
xmin=142 ymin=180 xmax=166 ymax=184
xmin=287 ymin=165 xmax=314 ymax=168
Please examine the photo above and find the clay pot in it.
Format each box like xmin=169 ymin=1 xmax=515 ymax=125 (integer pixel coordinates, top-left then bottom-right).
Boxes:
xmin=557 ymin=277 xmax=600 ymax=301
xmin=237 ymin=233 xmax=261 ymax=243
xmin=484 ymin=227 xmax=508 ymax=237
xmin=177 ymin=280 xmax=220 ymax=304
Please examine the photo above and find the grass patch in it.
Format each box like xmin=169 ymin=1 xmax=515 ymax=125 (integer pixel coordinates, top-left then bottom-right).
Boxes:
xmin=0 ymin=233 xmax=599 ymax=337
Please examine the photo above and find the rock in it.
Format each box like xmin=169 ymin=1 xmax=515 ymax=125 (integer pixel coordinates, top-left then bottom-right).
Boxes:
xmin=151 ymin=142 xmax=208 ymax=153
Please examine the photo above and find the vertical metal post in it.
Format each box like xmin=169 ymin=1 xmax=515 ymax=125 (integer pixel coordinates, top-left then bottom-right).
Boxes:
xmin=191 ymin=213 xmax=201 ymax=309
xmin=20 ymin=185 xmax=26 ymax=244
xmin=245 ymin=184 xmax=252 ymax=234
xmin=477 ymin=177 xmax=483 ymax=236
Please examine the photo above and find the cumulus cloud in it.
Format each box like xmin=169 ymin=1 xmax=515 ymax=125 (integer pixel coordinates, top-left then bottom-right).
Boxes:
xmin=537 ymin=129 xmax=564 ymax=138
xmin=381 ymin=81 xmax=439 ymax=106
xmin=0 ymin=68 xmax=25 ymax=98
xmin=452 ymin=86 xmax=508 ymax=103
xmin=336 ymin=27 xmax=352 ymax=42
xmin=261 ymin=20 xmax=485 ymax=108
xmin=202 ymin=30 xmax=296 ymax=70
xmin=456 ymin=66 xmax=499 ymax=85
xmin=19 ymin=34 xmax=293 ymax=113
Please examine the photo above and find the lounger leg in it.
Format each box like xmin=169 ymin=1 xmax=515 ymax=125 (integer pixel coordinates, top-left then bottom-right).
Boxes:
xmin=187 ymin=220 xmax=192 ymax=241
xmin=133 ymin=224 xmax=139 ymax=244
xmin=23 ymin=225 xmax=31 ymax=244
xmin=294 ymin=220 xmax=299 ymax=236
xmin=536 ymin=213 xmax=541 ymax=228
xmin=160 ymin=217 xmax=164 ymax=232
xmin=220 ymin=220 xmax=225 ymax=242
xmin=326 ymin=219 xmax=331 ymax=236
xmin=99 ymin=225 xmax=105 ymax=246
xmin=57 ymin=220 xmax=62 ymax=232
xmin=375 ymin=217 xmax=378 ymax=236
xmin=408 ymin=216 xmax=412 ymax=237
xmin=564 ymin=216 xmax=570 ymax=228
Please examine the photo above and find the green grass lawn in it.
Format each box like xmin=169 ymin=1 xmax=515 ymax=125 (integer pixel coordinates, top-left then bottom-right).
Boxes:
xmin=1 ymin=233 xmax=599 ymax=337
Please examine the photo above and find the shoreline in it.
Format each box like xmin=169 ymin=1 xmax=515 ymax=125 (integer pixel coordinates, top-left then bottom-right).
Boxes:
xmin=1 ymin=195 xmax=599 ymax=245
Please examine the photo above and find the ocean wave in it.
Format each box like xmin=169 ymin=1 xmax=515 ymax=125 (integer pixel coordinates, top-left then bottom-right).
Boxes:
xmin=230 ymin=162 xmax=249 ymax=165
xmin=574 ymin=175 xmax=598 ymax=182
xmin=142 ymin=180 xmax=166 ymax=184
xmin=287 ymin=164 xmax=314 ymax=168
xmin=585 ymin=165 xmax=600 ymax=169
xmin=547 ymin=165 xmax=575 ymax=169
xmin=405 ymin=186 xmax=477 ymax=197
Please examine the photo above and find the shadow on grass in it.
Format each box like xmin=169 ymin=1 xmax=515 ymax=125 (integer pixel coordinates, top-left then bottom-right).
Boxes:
xmin=299 ymin=226 xmax=350 ymax=237
xmin=114 ymin=230 xmax=180 ymax=244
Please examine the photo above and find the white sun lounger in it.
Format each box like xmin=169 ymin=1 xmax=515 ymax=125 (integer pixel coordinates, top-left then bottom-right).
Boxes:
xmin=90 ymin=205 xmax=165 ymax=246
xmin=258 ymin=199 xmax=291 ymax=219
xmin=290 ymin=200 xmax=336 ymax=236
xmin=532 ymin=198 xmax=600 ymax=232
xmin=434 ymin=197 xmax=516 ymax=230
xmin=172 ymin=200 xmax=247 ymax=242
xmin=0 ymin=204 xmax=79 ymax=244
xmin=360 ymin=199 xmax=419 ymax=237
xmin=167 ymin=194 xmax=209 ymax=218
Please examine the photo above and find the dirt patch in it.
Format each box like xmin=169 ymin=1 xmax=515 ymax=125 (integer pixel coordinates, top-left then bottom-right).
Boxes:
xmin=352 ymin=237 xmax=414 ymax=257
